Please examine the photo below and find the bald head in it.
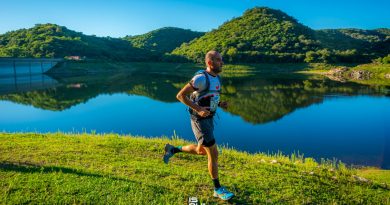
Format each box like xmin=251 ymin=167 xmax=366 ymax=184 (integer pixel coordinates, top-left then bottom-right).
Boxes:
xmin=205 ymin=50 xmax=223 ymax=74
xmin=205 ymin=50 xmax=220 ymax=66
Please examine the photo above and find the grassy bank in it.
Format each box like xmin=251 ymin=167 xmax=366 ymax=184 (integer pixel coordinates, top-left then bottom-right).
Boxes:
xmin=301 ymin=63 xmax=390 ymax=86
xmin=1 ymin=133 xmax=389 ymax=204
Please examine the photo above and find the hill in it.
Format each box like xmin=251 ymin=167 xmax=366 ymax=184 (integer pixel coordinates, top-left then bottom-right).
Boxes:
xmin=171 ymin=7 xmax=320 ymax=63
xmin=171 ymin=7 xmax=390 ymax=63
xmin=315 ymin=28 xmax=390 ymax=61
xmin=1 ymin=10 xmax=388 ymax=63
xmin=316 ymin=29 xmax=389 ymax=51
xmin=124 ymin=27 xmax=204 ymax=59
xmin=0 ymin=24 xmax=150 ymax=61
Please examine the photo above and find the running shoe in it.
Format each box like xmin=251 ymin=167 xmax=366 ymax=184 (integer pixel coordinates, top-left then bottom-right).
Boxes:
xmin=163 ymin=143 xmax=175 ymax=164
xmin=213 ymin=186 xmax=234 ymax=201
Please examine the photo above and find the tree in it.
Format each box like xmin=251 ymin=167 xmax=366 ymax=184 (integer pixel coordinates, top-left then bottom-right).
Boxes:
xmin=304 ymin=51 xmax=317 ymax=63
xmin=226 ymin=47 xmax=238 ymax=62
xmin=382 ymin=54 xmax=390 ymax=64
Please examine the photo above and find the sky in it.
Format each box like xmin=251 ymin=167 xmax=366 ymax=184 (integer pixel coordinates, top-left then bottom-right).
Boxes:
xmin=1 ymin=0 xmax=389 ymax=37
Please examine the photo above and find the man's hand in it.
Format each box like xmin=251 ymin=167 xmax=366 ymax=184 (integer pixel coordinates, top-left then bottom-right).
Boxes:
xmin=219 ymin=101 xmax=228 ymax=109
xmin=196 ymin=107 xmax=210 ymax=117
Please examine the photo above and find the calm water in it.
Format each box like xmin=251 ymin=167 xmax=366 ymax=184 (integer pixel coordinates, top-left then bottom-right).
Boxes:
xmin=0 ymin=63 xmax=389 ymax=169
xmin=0 ymin=61 xmax=55 ymax=76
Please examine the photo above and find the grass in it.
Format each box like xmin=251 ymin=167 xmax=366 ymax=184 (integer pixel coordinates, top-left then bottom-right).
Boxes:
xmin=357 ymin=168 xmax=390 ymax=185
xmin=348 ymin=64 xmax=390 ymax=86
xmin=299 ymin=63 xmax=390 ymax=86
xmin=1 ymin=132 xmax=389 ymax=204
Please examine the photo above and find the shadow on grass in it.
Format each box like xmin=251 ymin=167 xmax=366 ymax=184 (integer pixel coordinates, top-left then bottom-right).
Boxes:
xmin=226 ymin=197 xmax=253 ymax=205
xmin=0 ymin=161 xmax=132 ymax=183
xmin=0 ymin=161 xmax=175 ymax=198
xmin=1 ymin=161 xmax=255 ymax=203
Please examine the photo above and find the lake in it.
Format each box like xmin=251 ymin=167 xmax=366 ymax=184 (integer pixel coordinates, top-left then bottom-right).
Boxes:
xmin=0 ymin=62 xmax=389 ymax=169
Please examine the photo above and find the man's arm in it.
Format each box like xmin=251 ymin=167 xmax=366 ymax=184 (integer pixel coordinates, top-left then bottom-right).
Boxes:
xmin=176 ymin=83 xmax=210 ymax=118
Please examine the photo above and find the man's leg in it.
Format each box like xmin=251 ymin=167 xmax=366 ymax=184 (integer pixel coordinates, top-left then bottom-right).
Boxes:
xmin=204 ymin=144 xmax=235 ymax=200
xmin=203 ymin=144 xmax=218 ymax=179
xmin=163 ymin=143 xmax=207 ymax=164
xmin=181 ymin=144 xmax=207 ymax=155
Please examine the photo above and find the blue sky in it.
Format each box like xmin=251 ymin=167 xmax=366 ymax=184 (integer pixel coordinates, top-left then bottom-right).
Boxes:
xmin=1 ymin=0 xmax=389 ymax=37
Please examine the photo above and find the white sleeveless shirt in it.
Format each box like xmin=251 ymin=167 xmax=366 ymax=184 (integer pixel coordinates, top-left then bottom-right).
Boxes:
xmin=190 ymin=70 xmax=221 ymax=112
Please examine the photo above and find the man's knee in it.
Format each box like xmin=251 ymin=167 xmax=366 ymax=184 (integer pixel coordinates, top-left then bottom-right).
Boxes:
xmin=196 ymin=145 xmax=206 ymax=155
xmin=206 ymin=144 xmax=218 ymax=160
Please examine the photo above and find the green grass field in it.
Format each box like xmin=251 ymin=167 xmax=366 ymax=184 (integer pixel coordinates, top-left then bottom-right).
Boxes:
xmin=1 ymin=133 xmax=389 ymax=204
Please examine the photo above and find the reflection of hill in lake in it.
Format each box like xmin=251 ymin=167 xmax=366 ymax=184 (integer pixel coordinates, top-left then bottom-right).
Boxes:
xmin=220 ymin=75 xmax=388 ymax=123
xmin=0 ymin=73 xmax=181 ymax=111
xmin=0 ymin=71 xmax=388 ymax=123
xmin=222 ymin=86 xmax=322 ymax=123
xmin=0 ymin=88 xmax=86 ymax=111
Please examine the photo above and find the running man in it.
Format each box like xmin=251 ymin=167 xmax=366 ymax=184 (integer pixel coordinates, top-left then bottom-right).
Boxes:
xmin=163 ymin=50 xmax=234 ymax=201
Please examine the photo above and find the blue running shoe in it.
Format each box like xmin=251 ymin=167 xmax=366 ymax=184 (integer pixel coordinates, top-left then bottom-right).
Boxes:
xmin=163 ymin=143 xmax=175 ymax=164
xmin=213 ymin=186 xmax=234 ymax=201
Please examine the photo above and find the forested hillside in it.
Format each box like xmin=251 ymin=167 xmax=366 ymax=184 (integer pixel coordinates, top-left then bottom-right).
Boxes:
xmin=1 ymin=8 xmax=388 ymax=63
xmin=124 ymin=27 xmax=204 ymax=59
xmin=171 ymin=7 xmax=390 ymax=63
xmin=0 ymin=24 xmax=150 ymax=61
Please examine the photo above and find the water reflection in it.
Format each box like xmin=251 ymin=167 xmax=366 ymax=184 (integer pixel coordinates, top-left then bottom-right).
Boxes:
xmin=0 ymin=74 xmax=58 ymax=95
xmin=0 ymin=65 xmax=389 ymax=169
xmin=1 ymin=69 xmax=387 ymax=123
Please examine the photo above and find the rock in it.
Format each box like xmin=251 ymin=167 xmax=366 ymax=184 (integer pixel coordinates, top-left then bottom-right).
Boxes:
xmin=326 ymin=75 xmax=347 ymax=82
xmin=327 ymin=67 xmax=349 ymax=76
xmin=270 ymin=159 xmax=278 ymax=164
xmin=350 ymin=70 xmax=371 ymax=80
xmin=325 ymin=67 xmax=349 ymax=82
xmin=353 ymin=175 xmax=370 ymax=183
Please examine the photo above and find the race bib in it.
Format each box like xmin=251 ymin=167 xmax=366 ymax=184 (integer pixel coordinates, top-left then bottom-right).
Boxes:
xmin=210 ymin=94 xmax=220 ymax=112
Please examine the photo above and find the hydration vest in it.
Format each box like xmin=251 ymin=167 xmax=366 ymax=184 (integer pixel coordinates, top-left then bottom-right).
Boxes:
xmin=189 ymin=70 xmax=222 ymax=118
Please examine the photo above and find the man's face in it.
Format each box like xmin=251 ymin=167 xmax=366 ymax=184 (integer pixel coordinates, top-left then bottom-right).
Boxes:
xmin=208 ymin=53 xmax=223 ymax=74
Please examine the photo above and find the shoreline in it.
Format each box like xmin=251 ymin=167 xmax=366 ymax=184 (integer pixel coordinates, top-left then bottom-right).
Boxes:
xmin=298 ymin=63 xmax=390 ymax=86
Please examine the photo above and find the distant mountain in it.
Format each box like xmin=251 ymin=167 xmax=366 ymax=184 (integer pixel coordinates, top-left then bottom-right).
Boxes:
xmin=124 ymin=27 xmax=204 ymax=58
xmin=171 ymin=7 xmax=390 ymax=63
xmin=315 ymin=28 xmax=390 ymax=55
xmin=0 ymin=23 xmax=150 ymax=61
xmin=1 ymin=9 xmax=389 ymax=64
xmin=171 ymin=7 xmax=320 ymax=63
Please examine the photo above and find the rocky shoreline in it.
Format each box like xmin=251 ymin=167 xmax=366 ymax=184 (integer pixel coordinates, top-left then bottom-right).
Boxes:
xmin=324 ymin=66 xmax=390 ymax=82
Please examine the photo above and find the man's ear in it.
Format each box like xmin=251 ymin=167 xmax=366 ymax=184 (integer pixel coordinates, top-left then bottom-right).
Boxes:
xmin=207 ymin=60 xmax=212 ymax=67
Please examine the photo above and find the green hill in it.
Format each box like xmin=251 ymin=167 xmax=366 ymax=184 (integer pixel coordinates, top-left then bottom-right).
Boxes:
xmin=171 ymin=7 xmax=390 ymax=63
xmin=0 ymin=23 xmax=150 ymax=61
xmin=171 ymin=7 xmax=320 ymax=63
xmin=1 ymin=10 xmax=388 ymax=63
xmin=316 ymin=29 xmax=389 ymax=51
xmin=124 ymin=27 xmax=204 ymax=59
xmin=315 ymin=28 xmax=390 ymax=59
